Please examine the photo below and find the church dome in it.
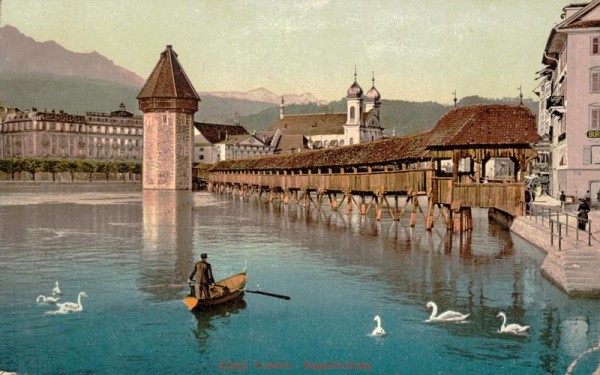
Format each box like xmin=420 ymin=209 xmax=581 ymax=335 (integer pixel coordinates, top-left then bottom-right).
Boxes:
xmin=366 ymin=86 xmax=381 ymax=103
xmin=347 ymin=80 xmax=363 ymax=98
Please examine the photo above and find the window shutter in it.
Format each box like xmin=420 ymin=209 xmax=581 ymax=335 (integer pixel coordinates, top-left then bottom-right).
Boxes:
xmin=592 ymin=108 xmax=600 ymax=129
xmin=594 ymin=72 xmax=600 ymax=92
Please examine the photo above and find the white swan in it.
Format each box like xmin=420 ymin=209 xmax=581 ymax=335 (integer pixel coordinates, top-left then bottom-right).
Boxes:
xmin=371 ymin=315 xmax=386 ymax=336
xmin=46 ymin=292 xmax=88 ymax=315
xmin=36 ymin=295 xmax=60 ymax=304
xmin=52 ymin=281 xmax=62 ymax=295
xmin=425 ymin=301 xmax=469 ymax=323
xmin=496 ymin=312 xmax=529 ymax=334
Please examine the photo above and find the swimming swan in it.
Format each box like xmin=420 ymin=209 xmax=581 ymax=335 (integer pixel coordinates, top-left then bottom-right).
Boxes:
xmin=52 ymin=281 xmax=62 ymax=295
xmin=371 ymin=315 xmax=386 ymax=336
xmin=425 ymin=301 xmax=469 ymax=323
xmin=496 ymin=312 xmax=529 ymax=334
xmin=36 ymin=295 xmax=60 ymax=304
xmin=47 ymin=292 xmax=88 ymax=315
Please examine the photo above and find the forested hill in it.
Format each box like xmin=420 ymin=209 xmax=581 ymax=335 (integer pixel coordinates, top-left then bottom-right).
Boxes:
xmin=240 ymin=96 xmax=538 ymax=136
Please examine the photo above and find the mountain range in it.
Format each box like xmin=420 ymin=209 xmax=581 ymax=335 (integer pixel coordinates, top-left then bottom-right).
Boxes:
xmin=0 ymin=25 xmax=145 ymax=87
xmin=0 ymin=24 xmax=538 ymax=134
xmin=199 ymin=87 xmax=325 ymax=106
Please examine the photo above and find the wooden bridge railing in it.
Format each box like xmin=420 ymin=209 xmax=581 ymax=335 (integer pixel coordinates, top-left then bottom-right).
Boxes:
xmin=453 ymin=183 xmax=524 ymax=216
xmin=208 ymin=169 xmax=431 ymax=194
xmin=208 ymin=170 xmax=525 ymax=217
xmin=430 ymin=178 xmax=524 ymax=215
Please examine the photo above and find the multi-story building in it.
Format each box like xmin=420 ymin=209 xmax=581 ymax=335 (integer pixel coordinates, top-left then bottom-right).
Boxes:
xmin=538 ymin=0 xmax=600 ymax=202
xmin=0 ymin=103 xmax=143 ymax=161
xmin=194 ymin=122 xmax=272 ymax=164
xmin=85 ymin=104 xmax=144 ymax=161
xmin=0 ymin=102 xmax=271 ymax=165
xmin=264 ymin=73 xmax=384 ymax=153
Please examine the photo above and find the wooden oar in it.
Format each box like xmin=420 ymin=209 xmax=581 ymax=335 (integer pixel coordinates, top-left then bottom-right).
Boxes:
xmin=244 ymin=290 xmax=290 ymax=300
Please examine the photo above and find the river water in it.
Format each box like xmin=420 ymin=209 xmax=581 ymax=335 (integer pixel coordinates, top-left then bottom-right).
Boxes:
xmin=0 ymin=185 xmax=599 ymax=374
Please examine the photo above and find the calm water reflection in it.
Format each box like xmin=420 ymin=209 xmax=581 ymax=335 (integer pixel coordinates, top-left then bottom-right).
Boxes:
xmin=0 ymin=186 xmax=599 ymax=374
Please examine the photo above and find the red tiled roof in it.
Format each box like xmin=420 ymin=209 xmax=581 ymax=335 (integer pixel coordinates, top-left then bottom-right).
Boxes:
xmin=209 ymin=104 xmax=536 ymax=172
xmin=194 ymin=122 xmax=248 ymax=144
xmin=275 ymin=134 xmax=308 ymax=152
xmin=269 ymin=113 xmax=346 ymax=136
xmin=137 ymin=45 xmax=200 ymax=101
xmin=426 ymin=104 xmax=538 ymax=148
xmin=255 ymin=131 xmax=275 ymax=145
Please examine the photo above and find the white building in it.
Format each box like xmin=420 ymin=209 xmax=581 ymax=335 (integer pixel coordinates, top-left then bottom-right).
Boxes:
xmin=194 ymin=122 xmax=272 ymax=164
xmin=0 ymin=103 xmax=143 ymax=161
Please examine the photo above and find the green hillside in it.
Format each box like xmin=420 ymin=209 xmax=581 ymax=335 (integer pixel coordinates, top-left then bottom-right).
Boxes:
xmin=239 ymin=96 xmax=538 ymax=136
xmin=0 ymin=73 xmax=142 ymax=114
xmin=0 ymin=73 xmax=538 ymax=133
xmin=0 ymin=73 xmax=277 ymax=123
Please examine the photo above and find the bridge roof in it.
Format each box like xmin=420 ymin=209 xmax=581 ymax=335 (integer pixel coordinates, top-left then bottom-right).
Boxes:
xmin=426 ymin=104 xmax=537 ymax=148
xmin=210 ymin=132 xmax=429 ymax=171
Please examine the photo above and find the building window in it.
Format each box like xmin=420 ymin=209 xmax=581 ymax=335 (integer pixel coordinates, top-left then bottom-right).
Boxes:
xmin=593 ymin=146 xmax=600 ymax=164
xmin=593 ymin=36 xmax=600 ymax=55
xmin=591 ymin=68 xmax=600 ymax=92
xmin=350 ymin=107 xmax=355 ymax=120
xmin=591 ymin=105 xmax=600 ymax=129
xmin=584 ymin=147 xmax=592 ymax=165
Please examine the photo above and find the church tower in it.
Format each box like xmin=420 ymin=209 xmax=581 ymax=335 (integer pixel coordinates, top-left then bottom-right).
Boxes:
xmin=344 ymin=70 xmax=363 ymax=145
xmin=137 ymin=45 xmax=200 ymax=190
xmin=365 ymin=72 xmax=381 ymax=113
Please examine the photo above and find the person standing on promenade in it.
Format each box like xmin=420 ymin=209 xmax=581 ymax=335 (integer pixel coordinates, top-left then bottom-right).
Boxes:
xmin=578 ymin=199 xmax=590 ymax=230
xmin=560 ymin=191 xmax=566 ymax=211
xmin=188 ymin=253 xmax=215 ymax=300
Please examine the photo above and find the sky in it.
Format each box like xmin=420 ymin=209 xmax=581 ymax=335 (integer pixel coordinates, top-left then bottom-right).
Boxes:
xmin=1 ymin=0 xmax=571 ymax=104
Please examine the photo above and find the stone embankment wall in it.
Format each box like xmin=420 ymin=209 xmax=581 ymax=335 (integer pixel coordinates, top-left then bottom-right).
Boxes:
xmin=510 ymin=215 xmax=600 ymax=297
xmin=0 ymin=172 xmax=141 ymax=182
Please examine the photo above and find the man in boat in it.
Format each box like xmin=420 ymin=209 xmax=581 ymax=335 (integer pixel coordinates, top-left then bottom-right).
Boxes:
xmin=188 ymin=253 xmax=215 ymax=299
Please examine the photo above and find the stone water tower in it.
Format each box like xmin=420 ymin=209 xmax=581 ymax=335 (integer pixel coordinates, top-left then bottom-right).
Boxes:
xmin=137 ymin=45 xmax=200 ymax=190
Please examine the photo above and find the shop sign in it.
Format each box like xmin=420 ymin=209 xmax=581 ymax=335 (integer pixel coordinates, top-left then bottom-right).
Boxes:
xmin=587 ymin=130 xmax=600 ymax=138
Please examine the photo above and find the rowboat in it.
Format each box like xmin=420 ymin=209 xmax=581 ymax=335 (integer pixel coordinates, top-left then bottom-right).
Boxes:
xmin=183 ymin=271 xmax=247 ymax=311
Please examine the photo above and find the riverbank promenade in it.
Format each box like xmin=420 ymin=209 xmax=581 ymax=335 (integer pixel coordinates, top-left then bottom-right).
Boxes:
xmin=511 ymin=194 xmax=600 ymax=297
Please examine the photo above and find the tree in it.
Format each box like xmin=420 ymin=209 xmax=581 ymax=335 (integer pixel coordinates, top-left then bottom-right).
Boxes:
xmin=43 ymin=159 xmax=59 ymax=181
xmin=20 ymin=158 xmax=44 ymax=180
xmin=97 ymin=161 xmax=119 ymax=180
xmin=81 ymin=161 xmax=97 ymax=181
xmin=66 ymin=160 xmax=82 ymax=182
xmin=131 ymin=163 xmax=142 ymax=175
xmin=0 ymin=158 xmax=19 ymax=180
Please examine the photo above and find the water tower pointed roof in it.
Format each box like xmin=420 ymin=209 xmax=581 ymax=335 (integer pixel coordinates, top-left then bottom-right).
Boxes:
xmin=137 ymin=45 xmax=200 ymax=113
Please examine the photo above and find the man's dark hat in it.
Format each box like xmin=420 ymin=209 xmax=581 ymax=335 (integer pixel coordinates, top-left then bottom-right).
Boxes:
xmin=201 ymin=253 xmax=208 ymax=259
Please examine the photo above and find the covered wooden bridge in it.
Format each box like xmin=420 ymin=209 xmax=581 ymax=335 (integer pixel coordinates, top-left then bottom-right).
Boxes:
xmin=206 ymin=104 xmax=538 ymax=231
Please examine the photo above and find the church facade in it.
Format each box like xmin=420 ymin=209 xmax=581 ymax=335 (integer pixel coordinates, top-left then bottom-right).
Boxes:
xmin=266 ymin=73 xmax=384 ymax=153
